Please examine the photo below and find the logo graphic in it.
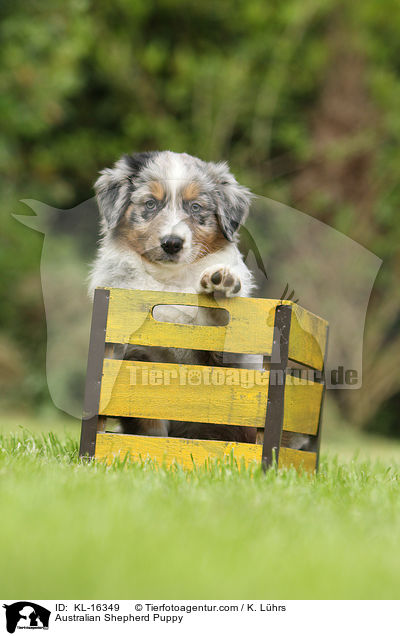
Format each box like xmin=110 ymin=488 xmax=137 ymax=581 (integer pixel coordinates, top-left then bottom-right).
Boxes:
xmin=14 ymin=195 xmax=382 ymax=403
xmin=2 ymin=603 xmax=50 ymax=633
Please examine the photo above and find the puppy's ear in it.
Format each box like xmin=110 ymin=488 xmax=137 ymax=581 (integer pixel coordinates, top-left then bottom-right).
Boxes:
xmin=209 ymin=161 xmax=253 ymax=241
xmin=94 ymin=165 xmax=132 ymax=231
xmin=94 ymin=152 xmax=156 ymax=231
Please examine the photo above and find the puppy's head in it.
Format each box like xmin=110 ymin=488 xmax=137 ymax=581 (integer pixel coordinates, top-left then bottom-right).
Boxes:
xmin=94 ymin=150 xmax=252 ymax=264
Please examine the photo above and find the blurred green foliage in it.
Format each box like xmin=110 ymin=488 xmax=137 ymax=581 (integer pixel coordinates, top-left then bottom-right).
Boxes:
xmin=1 ymin=0 xmax=399 ymax=432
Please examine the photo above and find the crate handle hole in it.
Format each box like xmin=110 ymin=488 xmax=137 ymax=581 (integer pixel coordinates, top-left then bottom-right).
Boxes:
xmin=152 ymin=304 xmax=230 ymax=327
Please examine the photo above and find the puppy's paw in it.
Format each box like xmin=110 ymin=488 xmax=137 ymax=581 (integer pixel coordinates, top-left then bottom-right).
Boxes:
xmin=200 ymin=265 xmax=241 ymax=297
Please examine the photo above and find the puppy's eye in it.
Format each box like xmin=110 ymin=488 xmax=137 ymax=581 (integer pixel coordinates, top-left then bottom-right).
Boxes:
xmin=145 ymin=199 xmax=157 ymax=210
xmin=191 ymin=202 xmax=202 ymax=213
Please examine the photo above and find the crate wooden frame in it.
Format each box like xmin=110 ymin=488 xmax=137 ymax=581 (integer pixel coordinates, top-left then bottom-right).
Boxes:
xmin=79 ymin=287 xmax=328 ymax=472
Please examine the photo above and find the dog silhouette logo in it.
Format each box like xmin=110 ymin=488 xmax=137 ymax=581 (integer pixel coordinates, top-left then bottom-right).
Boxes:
xmin=2 ymin=602 xmax=50 ymax=633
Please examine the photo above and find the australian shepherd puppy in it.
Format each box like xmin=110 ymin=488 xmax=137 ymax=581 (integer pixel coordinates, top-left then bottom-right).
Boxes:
xmin=89 ymin=150 xmax=256 ymax=443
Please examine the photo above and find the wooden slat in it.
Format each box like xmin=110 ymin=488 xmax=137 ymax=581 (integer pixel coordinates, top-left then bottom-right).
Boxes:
xmin=97 ymin=342 xmax=114 ymax=433
xmin=79 ymin=288 xmax=110 ymax=458
xmin=283 ymin=375 xmax=324 ymax=435
xmin=95 ymin=433 xmax=316 ymax=472
xmin=99 ymin=359 xmax=321 ymax=435
xmin=104 ymin=288 xmax=279 ymax=355
xmin=99 ymin=359 xmax=269 ymax=427
xmin=95 ymin=432 xmax=262 ymax=469
xmin=102 ymin=288 xmax=328 ymax=368
xmin=262 ymin=304 xmax=291 ymax=469
xmin=278 ymin=447 xmax=317 ymax=472
xmin=283 ymin=302 xmax=328 ymax=371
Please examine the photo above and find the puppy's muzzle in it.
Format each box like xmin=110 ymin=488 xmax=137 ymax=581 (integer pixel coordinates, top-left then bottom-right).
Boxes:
xmin=160 ymin=235 xmax=184 ymax=254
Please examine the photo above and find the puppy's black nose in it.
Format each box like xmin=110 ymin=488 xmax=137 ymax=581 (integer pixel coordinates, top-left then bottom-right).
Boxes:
xmin=161 ymin=235 xmax=184 ymax=254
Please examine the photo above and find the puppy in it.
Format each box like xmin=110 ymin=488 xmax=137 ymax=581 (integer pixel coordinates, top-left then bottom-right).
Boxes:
xmin=89 ymin=150 xmax=256 ymax=442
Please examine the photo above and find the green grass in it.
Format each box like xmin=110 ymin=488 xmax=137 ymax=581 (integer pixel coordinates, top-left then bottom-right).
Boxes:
xmin=1 ymin=414 xmax=400 ymax=600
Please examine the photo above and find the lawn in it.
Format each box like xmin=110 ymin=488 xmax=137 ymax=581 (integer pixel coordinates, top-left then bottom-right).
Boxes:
xmin=1 ymin=411 xmax=400 ymax=600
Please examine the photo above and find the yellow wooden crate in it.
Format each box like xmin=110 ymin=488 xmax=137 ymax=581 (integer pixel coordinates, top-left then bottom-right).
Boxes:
xmin=80 ymin=288 xmax=328 ymax=472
